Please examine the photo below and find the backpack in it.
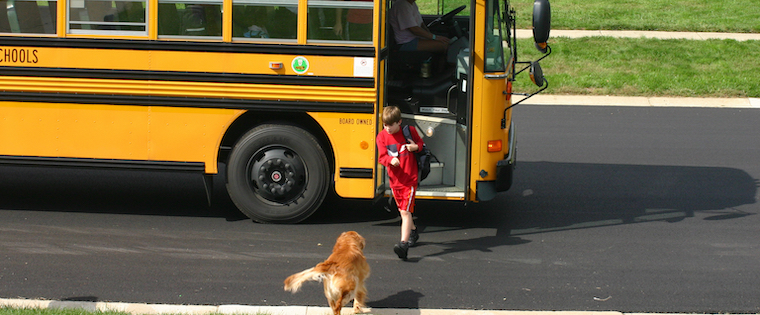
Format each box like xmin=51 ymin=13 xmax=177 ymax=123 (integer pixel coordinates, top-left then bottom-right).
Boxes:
xmin=402 ymin=125 xmax=432 ymax=182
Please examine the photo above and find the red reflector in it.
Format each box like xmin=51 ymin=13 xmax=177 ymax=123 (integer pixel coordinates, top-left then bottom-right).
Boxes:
xmin=487 ymin=140 xmax=502 ymax=152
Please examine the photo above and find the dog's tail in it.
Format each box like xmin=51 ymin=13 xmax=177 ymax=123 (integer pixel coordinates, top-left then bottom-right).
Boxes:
xmin=283 ymin=267 xmax=327 ymax=293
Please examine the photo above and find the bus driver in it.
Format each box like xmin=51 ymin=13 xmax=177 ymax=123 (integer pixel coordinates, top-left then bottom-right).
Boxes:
xmin=389 ymin=0 xmax=450 ymax=53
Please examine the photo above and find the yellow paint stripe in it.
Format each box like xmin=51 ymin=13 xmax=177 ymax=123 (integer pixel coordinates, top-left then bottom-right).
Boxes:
xmin=0 ymin=76 xmax=376 ymax=103
xmin=25 ymin=48 xmax=363 ymax=77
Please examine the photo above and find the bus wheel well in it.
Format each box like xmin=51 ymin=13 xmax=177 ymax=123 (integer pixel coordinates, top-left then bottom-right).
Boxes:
xmin=219 ymin=111 xmax=335 ymax=173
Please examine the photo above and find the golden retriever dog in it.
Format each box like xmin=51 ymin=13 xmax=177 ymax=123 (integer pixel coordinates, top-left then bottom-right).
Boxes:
xmin=284 ymin=231 xmax=370 ymax=315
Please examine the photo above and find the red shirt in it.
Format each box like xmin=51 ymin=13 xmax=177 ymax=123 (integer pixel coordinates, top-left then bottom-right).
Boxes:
xmin=376 ymin=126 xmax=424 ymax=189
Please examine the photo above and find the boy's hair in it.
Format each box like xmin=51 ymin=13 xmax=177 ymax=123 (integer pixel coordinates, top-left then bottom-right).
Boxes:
xmin=382 ymin=106 xmax=402 ymax=125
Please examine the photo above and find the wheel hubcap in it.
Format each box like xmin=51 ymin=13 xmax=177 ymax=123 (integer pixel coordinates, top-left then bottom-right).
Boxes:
xmin=249 ymin=147 xmax=307 ymax=203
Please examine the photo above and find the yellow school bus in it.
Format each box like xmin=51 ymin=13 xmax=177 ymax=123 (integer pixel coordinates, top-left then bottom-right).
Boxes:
xmin=0 ymin=0 xmax=551 ymax=222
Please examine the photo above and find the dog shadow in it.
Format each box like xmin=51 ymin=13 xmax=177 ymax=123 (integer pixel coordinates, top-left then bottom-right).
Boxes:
xmin=368 ymin=289 xmax=424 ymax=310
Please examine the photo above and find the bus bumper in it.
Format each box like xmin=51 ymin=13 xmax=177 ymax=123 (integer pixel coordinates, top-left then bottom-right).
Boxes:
xmin=476 ymin=123 xmax=516 ymax=201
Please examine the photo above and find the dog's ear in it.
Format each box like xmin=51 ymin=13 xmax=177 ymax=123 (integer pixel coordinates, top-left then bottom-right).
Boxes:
xmin=358 ymin=235 xmax=365 ymax=249
xmin=343 ymin=231 xmax=365 ymax=249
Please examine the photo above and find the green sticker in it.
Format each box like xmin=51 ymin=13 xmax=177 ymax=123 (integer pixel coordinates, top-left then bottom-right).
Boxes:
xmin=292 ymin=56 xmax=309 ymax=74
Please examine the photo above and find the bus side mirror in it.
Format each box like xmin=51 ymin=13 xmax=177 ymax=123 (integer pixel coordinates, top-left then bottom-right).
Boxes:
xmin=502 ymin=59 xmax=549 ymax=128
xmin=530 ymin=62 xmax=545 ymax=87
xmin=532 ymin=0 xmax=551 ymax=54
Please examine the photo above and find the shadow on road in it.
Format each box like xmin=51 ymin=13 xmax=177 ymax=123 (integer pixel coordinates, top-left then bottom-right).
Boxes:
xmin=503 ymin=161 xmax=757 ymax=230
xmin=0 ymin=162 xmax=261 ymax=221
xmin=368 ymin=289 xmax=424 ymax=310
xmin=402 ymin=161 xmax=758 ymax=258
xmin=0 ymin=161 xmax=756 ymax=232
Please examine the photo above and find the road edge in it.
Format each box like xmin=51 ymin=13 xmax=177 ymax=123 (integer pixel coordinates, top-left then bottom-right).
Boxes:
xmin=1 ymin=298 xmax=753 ymax=315
xmin=513 ymin=95 xmax=760 ymax=108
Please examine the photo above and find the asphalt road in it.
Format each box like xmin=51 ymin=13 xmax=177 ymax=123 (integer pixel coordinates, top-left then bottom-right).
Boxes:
xmin=1 ymin=105 xmax=758 ymax=313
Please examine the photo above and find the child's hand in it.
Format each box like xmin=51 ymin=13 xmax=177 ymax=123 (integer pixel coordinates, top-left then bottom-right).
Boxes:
xmin=405 ymin=139 xmax=419 ymax=152
xmin=390 ymin=157 xmax=400 ymax=167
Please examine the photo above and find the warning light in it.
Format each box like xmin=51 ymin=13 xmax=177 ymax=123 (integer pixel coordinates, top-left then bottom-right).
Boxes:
xmin=269 ymin=62 xmax=283 ymax=70
xmin=487 ymin=140 xmax=502 ymax=152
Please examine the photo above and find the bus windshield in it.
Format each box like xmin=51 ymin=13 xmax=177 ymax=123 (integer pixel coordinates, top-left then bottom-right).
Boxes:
xmin=484 ymin=0 xmax=506 ymax=72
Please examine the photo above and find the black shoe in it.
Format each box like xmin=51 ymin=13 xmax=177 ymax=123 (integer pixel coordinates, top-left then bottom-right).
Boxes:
xmin=393 ymin=241 xmax=409 ymax=260
xmin=408 ymin=229 xmax=419 ymax=247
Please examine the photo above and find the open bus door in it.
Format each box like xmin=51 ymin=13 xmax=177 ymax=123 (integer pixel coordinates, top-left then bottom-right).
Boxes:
xmin=377 ymin=0 xmax=472 ymax=204
xmin=376 ymin=0 xmax=551 ymax=205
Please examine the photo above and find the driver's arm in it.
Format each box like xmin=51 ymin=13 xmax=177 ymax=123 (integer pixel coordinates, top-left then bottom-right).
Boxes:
xmin=408 ymin=25 xmax=450 ymax=43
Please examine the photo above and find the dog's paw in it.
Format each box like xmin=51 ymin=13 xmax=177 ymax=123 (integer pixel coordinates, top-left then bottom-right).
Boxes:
xmin=352 ymin=306 xmax=371 ymax=314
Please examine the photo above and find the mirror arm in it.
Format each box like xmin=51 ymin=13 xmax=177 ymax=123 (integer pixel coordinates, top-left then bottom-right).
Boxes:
xmin=513 ymin=46 xmax=552 ymax=77
xmin=535 ymin=45 xmax=553 ymax=62
xmin=500 ymin=78 xmax=549 ymax=129
xmin=514 ymin=61 xmax=532 ymax=76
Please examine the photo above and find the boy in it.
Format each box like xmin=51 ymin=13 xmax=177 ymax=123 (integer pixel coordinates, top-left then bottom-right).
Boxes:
xmin=376 ymin=106 xmax=423 ymax=260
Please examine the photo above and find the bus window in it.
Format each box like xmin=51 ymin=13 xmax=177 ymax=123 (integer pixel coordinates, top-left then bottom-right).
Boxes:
xmin=307 ymin=0 xmax=372 ymax=44
xmin=157 ymin=0 xmax=221 ymax=38
xmin=484 ymin=0 xmax=506 ymax=72
xmin=0 ymin=0 xmax=56 ymax=34
xmin=230 ymin=0 xmax=296 ymax=41
xmin=68 ymin=0 xmax=147 ymax=35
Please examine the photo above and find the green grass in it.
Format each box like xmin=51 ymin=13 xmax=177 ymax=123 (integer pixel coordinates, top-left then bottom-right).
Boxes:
xmin=0 ymin=307 xmax=130 ymax=315
xmin=511 ymin=0 xmax=760 ymax=33
xmin=0 ymin=307 xmax=267 ymax=315
xmin=419 ymin=0 xmax=760 ymax=33
xmin=415 ymin=0 xmax=760 ymax=98
xmin=512 ymin=37 xmax=760 ymax=98
xmin=416 ymin=0 xmax=469 ymax=15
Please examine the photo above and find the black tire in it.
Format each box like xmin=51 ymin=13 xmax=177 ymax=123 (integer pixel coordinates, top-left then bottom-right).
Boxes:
xmin=226 ymin=124 xmax=330 ymax=223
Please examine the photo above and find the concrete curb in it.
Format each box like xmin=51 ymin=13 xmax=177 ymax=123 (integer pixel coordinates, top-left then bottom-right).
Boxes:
xmin=3 ymin=298 xmax=757 ymax=315
xmin=0 ymin=298 xmax=673 ymax=315
xmin=515 ymin=29 xmax=760 ymax=41
xmin=514 ymin=95 xmax=760 ymax=109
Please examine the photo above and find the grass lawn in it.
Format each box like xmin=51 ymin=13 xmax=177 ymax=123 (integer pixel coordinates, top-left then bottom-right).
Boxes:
xmin=0 ymin=307 xmax=130 ymax=315
xmin=419 ymin=0 xmax=760 ymax=33
xmin=415 ymin=0 xmax=760 ymax=98
xmin=510 ymin=0 xmax=760 ymax=33
xmin=512 ymin=37 xmax=760 ymax=98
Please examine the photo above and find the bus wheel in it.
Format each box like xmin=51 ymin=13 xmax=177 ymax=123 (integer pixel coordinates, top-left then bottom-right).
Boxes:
xmin=226 ymin=124 xmax=330 ymax=223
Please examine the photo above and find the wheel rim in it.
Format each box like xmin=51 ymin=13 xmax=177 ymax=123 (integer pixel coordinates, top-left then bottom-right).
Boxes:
xmin=247 ymin=146 xmax=307 ymax=204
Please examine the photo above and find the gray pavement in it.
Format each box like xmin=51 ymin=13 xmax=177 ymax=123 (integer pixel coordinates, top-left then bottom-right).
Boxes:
xmin=2 ymin=31 xmax=758 ymax=315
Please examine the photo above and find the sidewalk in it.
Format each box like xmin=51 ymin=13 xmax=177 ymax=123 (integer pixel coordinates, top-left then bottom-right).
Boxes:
xmin=514 ymin=29 xmax=760 ymax=41
xmin=514 ymin=95 xmax=760 ymax=109
xmin=0 ymin=298 xmax=748 ymax=315
xmin=513 ymin=30 xmax=759 ymax=108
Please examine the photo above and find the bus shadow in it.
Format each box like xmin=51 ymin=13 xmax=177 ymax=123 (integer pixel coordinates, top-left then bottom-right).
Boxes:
xmin=410 ymin=161 xmax=758 ymax=257
xmin=0 ymin=164 xmax=244 ymax=220
xmin=0 ymin=162 xmax=756 ymax=229
xmin=0 ymin=162 xmax=391 ymax=222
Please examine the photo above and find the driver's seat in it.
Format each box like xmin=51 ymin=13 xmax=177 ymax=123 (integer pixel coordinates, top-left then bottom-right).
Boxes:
xmin=386 ymin=25 xmax=433 ymax=77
